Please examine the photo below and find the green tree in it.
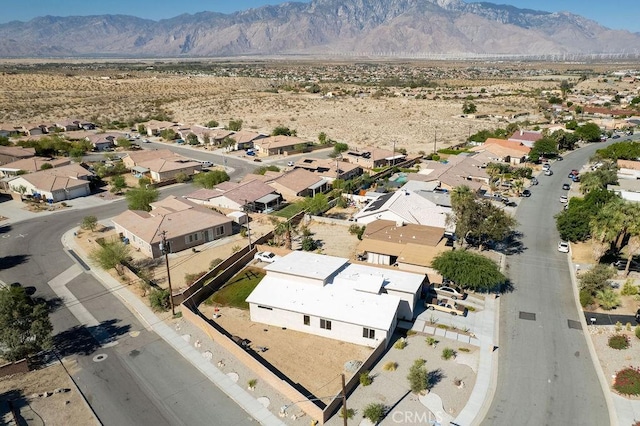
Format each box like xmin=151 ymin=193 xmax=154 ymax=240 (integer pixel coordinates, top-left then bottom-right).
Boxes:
xmin=318 ymin=132 xmax=328 ymax=144
xmin=270 ymin=217 xmax=299 ymax=250
xmin=110 ymin=175 xmax=127 ymax=193
xmin=565 ymin=120 xmax=578 ymax=130
xmin=137 ymin=124 xmax=146 ymax=134
xmin=362 ymin=403 xmax=386 ymax=424
xmin=138 ymin=177 xmax=151 ymax=188
xmin=556 ymin=189 xmax=617 ymax=242
xmin=205 ymin=120 xmax=219 ymax=128
xmin=149 ymin=289 xmax=171 ymax=312
xmin=227 ymin=119 xmax=243 ymax=132
xmin=560 ymin=80 xmax=572 ymax=99
xmin=528 ymin=138 xmax=558 ymax=162
xmin=333 ymin=142 xmax=349 ymax=156
xmin=81 ymin=215 xmax=98 ymax=231
xmin=160 ymin=129 xmax=177 ymax=140
xmin=221 ymin=136 xmax=236 ymax=151
xmin=69 ymin=147 xmax=85 ymax=163
xmin=462 ymin=101 xmax=477 ymax=114
xmin=575 ymin=122 xmax=602 ymax=142
xmin=89 ymin=239 xmax=131 ymax=270
xmin=0 ymin=136 xmax=10 ymax=146
xmin=116 ymin=137 xmax=132 ymax=149
xmin=579 ymin=264 xmax=615 ymax=297
xmin=125 ymin=187 xmax=159 ymax=212
xmin=551 ymin=129 xmax=579 ymax=151
xmin=303 ymin=193 xmax=329 ymax=215
xmin=40 ymin=163 xmax=53 ymax=170
xmin=0 ymin=286 xmax=53 ymax=361
xmin=431 ymin=250 xmax=506 ymax=292
xmin=407 ymin=359 xmax=429 ymax=393
xmin=597 ymin=289 xmax=620 ymax=310
xmin=595 ymin=141 xmax=640 ymax=161
xmin=272 ymin=126 xmax=294 ymax=136
xmin=193 ymin=170 xmax=230 ymax=189
xmin=186 ymin=133 xmax=199 ymax=145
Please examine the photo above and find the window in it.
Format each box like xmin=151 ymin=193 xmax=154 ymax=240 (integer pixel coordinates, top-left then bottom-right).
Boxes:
xmin=215 ymin=225 xmax=225 ymax=236
xmin=303 ymin=315 xmax=310 ymax=326
xmin=363 ymin=328 xmax=375 ymax=339
xmin=257 ymin=305 xmax=272 ymax=310
xmin=320 ymin=319 xmax=332 ymax=330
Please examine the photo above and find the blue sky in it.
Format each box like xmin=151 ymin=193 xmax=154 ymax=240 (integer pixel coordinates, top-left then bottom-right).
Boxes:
xmin=2 ymin=1 xmax=638 ymax=32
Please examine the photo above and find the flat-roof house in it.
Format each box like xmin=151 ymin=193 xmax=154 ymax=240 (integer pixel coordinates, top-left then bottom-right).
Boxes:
xmin=353 ymin=188 xmax=453 ymax=232
xmin=0 ymin=125 xmax=27 ymax=138
xmin=344 ymin=147 xmax=406 ymax=170
xmin=267 ymin=168 xmax=329 ymax=199
xmin=0 ymin=146 xmax=35 ymax=166
xmin=293 ymin=157 xmax=363 ymax=181
xmin=22 ymin=124 xmax=50 ymax=136
xmin=246 ymin=251 xmax=425 ymax=347
xmin=253 ymin=135 xmax=308 ymax=156
xmin=112 ymin=196 xmax=233 ymax=258
xmin=0 ymin=157 xmax=71 ymax=178
xmin=185 ymin=179 xmax=282 ymax=212
xmin=608 ymin=179 xmax=640 ymax=203
xmin=7 ymin=163 xmax=93 ymax=202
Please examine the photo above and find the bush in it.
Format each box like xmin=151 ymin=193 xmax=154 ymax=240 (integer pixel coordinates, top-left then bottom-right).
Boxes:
xmin=579 ymin=264 xmax=615 ymax=296
xmin=458 ymin=347 xmax=471 ymax=353
xmin=426 ymin=337 xmax=438 ymax=346
xmin=596 ymin=288 xmax=621 ymax=310
xmin=338 ymin=407 xmax=355 ymax=419
xmin=301 ymin=236 xmax=318 ymax=251
xmin=362 ymin=403 xmax=385 ymax=424
xmin=359 ymin=371 xmax=372 ymax=386
xmin=149 ymin=289 xmax=171 ymax=312
xmin=579 ymin=289 xmax=594 ymax=307
xmin=383 ymin=361 xmax=398 ymax=371
xmin=209 ymin=258 xmax=223 ymax=269
xmin=184 ymin=271 xmax=206 ymax=286
xmin=442 ymin=348 xmax=456 ymax=360
xmin=608 ymin=334 xmax=630 ymax=350
xmin=621 ymin=280 xmax=638 ymax=296
xmin=614 ymin=367 xmax=640 ymax=395
xmin=394 ymin=338 xmax=407 ymax=350
xmin=407 ymin=360 xmax=428 ymax=393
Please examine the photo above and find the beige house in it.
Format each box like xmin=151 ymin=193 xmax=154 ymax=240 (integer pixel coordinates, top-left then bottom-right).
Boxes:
xmin=267 ymin=168 xmax=329 ymax=199
xmin=344 ymin=147 xmax=406 ymax=170
xmin=7 ymin=163 xmax=93 ymax=202
xmin=0 ymin=157 xmax=71 ymax=178
xmin=185 ymin=179 xmax=282 ymax=212
xmin=470 ymin=138 xmax=531 ymax=165
xmin=0 ymin=146 xmax=35 ymax=166
xmin=112 ymin=196 xmax=233 ymax=258
xmin=143 ymin=120 xmax=181 ymax=137
xmin=293 ymin=157 xmax=362 ymax=181
xmin=253 ymin=135 xmax=308 ymax=156
xmin=122 ymin=149 xmax=201 ymax=182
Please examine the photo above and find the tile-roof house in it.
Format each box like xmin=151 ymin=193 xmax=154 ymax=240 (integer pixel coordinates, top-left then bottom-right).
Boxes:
xmin=471 ymin=138 xmax=531 ymax=165
xmin=86 ymin=133 xmax=123 ymax=151
xmin=185 ymin=179 xmax=283 ymax=212
xmin=267 ymin=168 xmax=329 ymax=199
xmin=357 ymin=219 xmax=452 ymax=277
xmin=353 ymin=188 xmax=453 ymax=232
xmin=143 ymin=120 xmax=181 ymax=137
xmin=344 ymin=147 xmax=406 ymax=169
xmin=122 ymin=149 xmax=201 ymax=182
xmin=54 ymin=119 xmax=84 ymax=132
xmin=227 ymin=131 xmax=267 ymax=151
xmin=507 ymin=130 xmax=543 ymax=147
xmin=7 ymin=163 xmax=93 ymax=202
xmin=112 ymin=195 xmax=233 ymax=259
xmin=293 ymin=157 xmax=363 ymax=181
xmin=0 ymin=146 xmax=35 ymax=166
xmin=253 ymin=135 xmax=308 ymax=156
xmin=0 ymin=156 xmax=71 ymax=178
xmin=246 ymin=251 xmax=425 ymax=346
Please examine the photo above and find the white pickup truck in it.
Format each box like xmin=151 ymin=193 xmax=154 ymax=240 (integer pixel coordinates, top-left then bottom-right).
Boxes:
xmin=425 ymin=297 xmax=467 ymax=316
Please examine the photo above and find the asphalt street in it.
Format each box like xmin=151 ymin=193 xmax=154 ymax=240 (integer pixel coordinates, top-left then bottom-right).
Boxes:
xmin=481 ymin=140 xmax=625 ymax=425
xmin=0 ymin=183 xmax=255 ymax=425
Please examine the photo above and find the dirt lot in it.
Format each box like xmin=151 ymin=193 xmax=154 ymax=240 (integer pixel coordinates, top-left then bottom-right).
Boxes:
xmin=0 ymin=363 xmax=98 ymax=426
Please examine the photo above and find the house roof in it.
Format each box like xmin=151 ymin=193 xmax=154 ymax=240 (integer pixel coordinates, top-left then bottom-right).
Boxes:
xmin=294 ymin=157 xmax=362 ymax=177
xmin=272 ymin=168 xmax=325 ymax=194
xmin=0 ymin=156 xmax=70 ymax=172
xmin=618 ymin=159 xmax=640 ymax=171
xmin=187 ymin=179 xmax=279 ymax=205
xmin=507 ymin=131 xmax=542 ymax=143
xmin=0 ymin=146 xmax=35 ymax=159
xmin=86 ymin=132 xmax=123 ymax=144
xmin=334 ymin=263 xmax=424 ymax=294
xmin=123 ymin=149 xmax=180 ymax=165
xmin=138 ymin=158 xmax=201 ymax=173
xmin=264 ymin=250 xmax=349 ymax=282
xmin=255 ymin=135 xmax=307 ymax=150
xmin=354 ymin=189 xmax=450 ymax=228
xmin=230 ymin=131 xmax=265 ymax=144
xmin=14 ymin=165 xmax=92 ymax=192
xmin=357 ymin=238 xmax=451 ymax=268
xmin=112 ymin=196 xmax=231 ymax=244
xmin=240 ymin=170 xmax=284 ymax=184
xmin=362 ymin=219 xmax=444 ymax=246
xmin=481 ymin=138 xmax=531 ymax=154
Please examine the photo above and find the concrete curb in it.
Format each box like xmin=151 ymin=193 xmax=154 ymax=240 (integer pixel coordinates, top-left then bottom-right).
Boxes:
xmin=568 ymin=256 xmax=619 ymax=426
xmin=61 ymin=226 xmax=286 ymax=426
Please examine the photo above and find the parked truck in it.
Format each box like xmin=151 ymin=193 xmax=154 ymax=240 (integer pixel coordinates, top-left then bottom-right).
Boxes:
xmin=425 ymin=297 xmax=468 ymax=316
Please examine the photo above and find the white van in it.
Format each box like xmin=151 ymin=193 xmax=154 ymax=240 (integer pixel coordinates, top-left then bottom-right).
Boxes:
xmin=198 ymin=160 xmax=213 ymax=168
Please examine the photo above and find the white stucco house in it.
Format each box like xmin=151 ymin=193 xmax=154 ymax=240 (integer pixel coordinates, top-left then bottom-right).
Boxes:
xmin=246 ymin=251 xmax=425 ymax=348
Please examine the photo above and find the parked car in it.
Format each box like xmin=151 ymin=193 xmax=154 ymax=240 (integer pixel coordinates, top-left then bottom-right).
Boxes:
xmin=613 ymin=259 xmax=640 ymax=272
xmin=254 ymin=251 xmax=280 ymax=263
xmin=562 ymin=183 xmax=571 ymax=190
xmin=430 ymin=285 xmax=466 ymax=300
xmin=544 ymin=169 xmax=553 ymax=176
xmin=522 ymin=189 xmax=531 ymax=197
xmin=246 ymin=150 xmax=256 ymax=156
xmin=558 ymin=241 xmax=570 ymax=253
xmin=530 ymin=177 xmax=539 ymax=186
xmin=612 ymin=134 xmax=621 ymax=139
xmin=542 ymin=163 xmax=551 ymax=171
xmin=560 ymin=195 xmax=568 ymax=203
xmin=425 ymin=297 xmax=468 ymax=316
xmin=556 ymin=156 xmax=563 ymax=161
xmin=571 ymin=175 xmax=580 ymax=183
xmin=568 ymin=169 xmax=579 ymax=178
xmin=287 ymin=161 xmax=295 ymax=167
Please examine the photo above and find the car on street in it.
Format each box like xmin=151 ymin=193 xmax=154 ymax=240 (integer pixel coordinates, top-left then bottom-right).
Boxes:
xmin=425 ymin=297 xmax=468 ymax=316
xmin=562 ymin=183 xmax=571 ymax=190
xmin=530 ymin=177 xmax=538 ymax=185
xmin=556 ymin=156 xmax=563 ymax=161
xmin=287 ymin=161 xmax=295 ymax=167
xmin=542 ymin=163 xmax=551 ymax=171
xmin=571 ymin=175 xmax=580 ymax=182
xmin=522 ymin=189 xmax=531 ymax=197
xmin=560 ymin=195 xmax=568 ymax=203
xmin=254 ymin=251 xmax=280 ymax=263
xmin=568 ymin=169 xmax=579 ymax=178
xmin=544 ymin=169 xmax=553 ymax=176
xmin=430 ymin=285 xmax=466 ymax=300
xmin=558 ymin=241 xmax=570 ymax=253
xmin=612 ymin=134 xmax=621 ymax=139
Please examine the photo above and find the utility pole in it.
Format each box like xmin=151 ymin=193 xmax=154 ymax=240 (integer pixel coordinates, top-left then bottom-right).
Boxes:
xmin=341 ymin=373 xmax=348 ymax=426
xmin=244 ymin=200 xmax=252 ymax=251
xmin=433 ymin=127 xmax=438 ymax=154
xmin=160 ymin=230 xmax=175 ymax=315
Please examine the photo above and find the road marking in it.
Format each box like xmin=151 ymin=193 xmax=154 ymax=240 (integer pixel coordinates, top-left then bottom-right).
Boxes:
xmin=48 ymin=264 xmax=118 ymax=348
xmin=92 ymin=354 xmax=108 ymax=362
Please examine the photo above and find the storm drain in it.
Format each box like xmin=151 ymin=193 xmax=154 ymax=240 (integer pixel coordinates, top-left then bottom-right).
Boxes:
xmin=519 ymin=311 xmax=536 ymax=321
xmin=568 ymin=320 xmax=582 ymax=330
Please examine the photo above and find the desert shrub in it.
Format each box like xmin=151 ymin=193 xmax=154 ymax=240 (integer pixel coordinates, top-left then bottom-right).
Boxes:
xmin=348 ymin=224 xmax=366 ymax=240
xmin=635 ymin=326 xmax=640 ymax=340
xmin=614 ymin=367 xmax=640 ymax=396
xmin=247 ymin=379 xmax=257 ymax=389
xmin=209 ymin=258 xmax=223 ymax=269
xmin=442 ymin=348 xmax=456 ymax=360
xmin=407 ymin=359 xmax=428 ymax=393
xmin=406 ymin=330 xmax=417 ymax=336
xmin=608 ymin=334 xmax=630 ymax=350
xmin=301 ymin=236 xmax=318 ymax=251
xmin=149 ymin=289 xmax=170 ymax=312
xmin=359 ymin=371 xmax=372 ymax=386
xmin=394 ymin=338 xmax=407 ymax=350
xmin=362 ymin=403 xmax=385 ymax=424
xmin=579 ymin=289 xmax=594 ymax=307
xmin=426 ymin=337 xmax=438 ymax=346
xmin=579 ymin=264 xmax=615 ymax=296
xmin=621 ymin=280 xmax=639 ymax=296
xmin=184 ymin=271 xmax=206 ymax=286
xmin=383 ymin=362 xmax=398 ymax=371
xmin=596 ymin=289 xmax=621 ymax=310
xmin=338 ymin=407 xmax=355 ymax=419
xmin=458 ymin=347 xmax=471 ymax=353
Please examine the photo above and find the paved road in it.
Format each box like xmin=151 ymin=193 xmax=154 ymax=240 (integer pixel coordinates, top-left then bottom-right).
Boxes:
xmin=482 ymin=141 xmax=618 ymax=426
xmin=0 ymin=185 xmax=255 ymax=425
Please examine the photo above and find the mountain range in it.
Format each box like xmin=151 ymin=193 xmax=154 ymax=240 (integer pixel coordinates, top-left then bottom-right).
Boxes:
xmin=0 ymin=0 xmax=639 ymax=58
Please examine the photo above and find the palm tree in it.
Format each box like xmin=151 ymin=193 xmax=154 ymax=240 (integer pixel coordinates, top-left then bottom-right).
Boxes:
xmin=269 ymin=217 xmax=298 ymax=250
xmin=512 ymin=179 xmax=524 ymax=196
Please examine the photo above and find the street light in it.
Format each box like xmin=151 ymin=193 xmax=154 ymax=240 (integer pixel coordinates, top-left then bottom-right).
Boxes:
xmin=159 ymin=230 xmax=175 ymax=315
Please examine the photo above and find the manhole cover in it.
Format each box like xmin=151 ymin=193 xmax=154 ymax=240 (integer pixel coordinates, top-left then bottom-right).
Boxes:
xmin=519 ymin=311 xmax=536 ymax=321
xmin=568 ymin=319 xmax=582 ymax=330
xmin=93 ymin=353 xmax=108 ymax=362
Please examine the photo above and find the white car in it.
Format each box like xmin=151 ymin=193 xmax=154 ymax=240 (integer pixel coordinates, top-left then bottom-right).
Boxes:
xmin=431 ymin=285 xmax=466 ymax=300
xmin=544 ymin=169 xmax=553 ymax=176
xmin=558 ymin=241 xmax=570 ymax=253
xmin=287 ymin=161 xmax=295 ymax=167
xmin=542 ymin=163 xmax=551 ymax=171
xmin=560 ymin=195 xmax=568 ymax=203
xmin=254 ymin=251 xmax=279 ymax=263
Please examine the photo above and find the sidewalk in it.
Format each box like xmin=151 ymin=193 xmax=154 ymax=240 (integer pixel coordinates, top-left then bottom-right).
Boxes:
xmin=61 ymin=228 xmax=286 ymax=426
